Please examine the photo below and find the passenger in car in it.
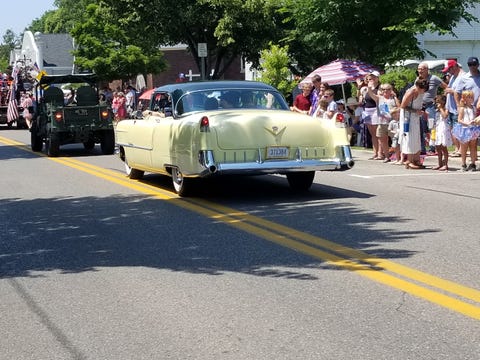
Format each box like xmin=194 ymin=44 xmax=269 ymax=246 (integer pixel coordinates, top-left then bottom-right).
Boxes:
xmin=219 ymin=92 xmax=240 ymax=108
xmin=64 ymin=88 xmax=76 ymax=105
xmin=240 ymin=92 xmax=256 ymax=108
xmin=204 ymin=97 xmax=219 ymax=110
xmin=182 ymin=93 xmax=206 ymax=113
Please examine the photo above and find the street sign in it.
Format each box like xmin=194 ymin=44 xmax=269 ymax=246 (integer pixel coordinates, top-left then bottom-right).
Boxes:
xmin=198 ymin=43 xmax=207 ymax=58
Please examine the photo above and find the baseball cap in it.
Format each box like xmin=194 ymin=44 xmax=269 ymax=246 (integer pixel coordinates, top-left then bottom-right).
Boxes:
xmin=369 ymin=70 xmax=380 ymax=77
xmin=442 ymin=59 xmax=458 ymax=73
xmin=467 ymin=57 xmax=479 ymax=66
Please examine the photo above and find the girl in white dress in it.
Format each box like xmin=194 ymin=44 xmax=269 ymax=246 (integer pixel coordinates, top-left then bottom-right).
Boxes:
xmin=399 ymin=79 xmax=429 ymax=169
xmin=433 ymin=95 xmax=452 ymax=171
xmin=452 ymin=90 xmax=480 ymax=171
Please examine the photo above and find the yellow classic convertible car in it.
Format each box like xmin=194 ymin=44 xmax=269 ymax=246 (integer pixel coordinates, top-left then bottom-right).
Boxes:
xmin=115 ymin=81 xmax=354 ymax=196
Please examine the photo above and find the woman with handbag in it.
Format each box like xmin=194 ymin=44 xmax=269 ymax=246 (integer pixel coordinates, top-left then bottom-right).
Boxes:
xmin=399 ymin=79 xmax=429 ymax=169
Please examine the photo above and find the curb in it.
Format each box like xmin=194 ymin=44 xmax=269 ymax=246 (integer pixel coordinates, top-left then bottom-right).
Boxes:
xmin=352 ymin=148 xmax=467 ymax=167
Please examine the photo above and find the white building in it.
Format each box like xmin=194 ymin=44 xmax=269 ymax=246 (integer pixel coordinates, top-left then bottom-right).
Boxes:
xmin=10 ymin=31 xmax=75 ymax=75
xmin=417 ymin=5 xmax=480 ymax=66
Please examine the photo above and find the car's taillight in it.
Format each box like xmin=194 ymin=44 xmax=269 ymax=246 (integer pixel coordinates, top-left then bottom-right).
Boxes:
xmin=54 ymin=111 xmax=63 ymax=122
xmin=335 ymin=113 xmax=345 ymax=123
xmin=101 ymin=110 xmax=109 ymax=119
xmin=200 ymin=116 xmax=209 ymax=132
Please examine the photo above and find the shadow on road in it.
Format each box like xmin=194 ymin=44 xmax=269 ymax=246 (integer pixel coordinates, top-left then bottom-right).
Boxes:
xmin=0 ymin=182 xmax=435 ymax=280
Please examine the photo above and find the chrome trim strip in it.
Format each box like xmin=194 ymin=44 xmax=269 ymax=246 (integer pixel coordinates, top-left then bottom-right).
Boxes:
xmin=197 ymin=146 xmax=354 ymax=176
xmin=216 ymin=159 xmax=342 ymax=174
xmin=116 ymin=142 xmax=153 ymax=151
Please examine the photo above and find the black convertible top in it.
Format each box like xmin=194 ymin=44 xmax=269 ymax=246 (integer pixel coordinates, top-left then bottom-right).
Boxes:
xmin=153 ymin=80 xmax=278 ymax=95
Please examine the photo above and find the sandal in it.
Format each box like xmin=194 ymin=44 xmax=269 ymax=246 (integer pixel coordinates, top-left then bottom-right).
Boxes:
xmin=432 ymin=165 xmax=442 ymax=170
xmin=439 ymin=165 xmax=448 ymax=171
xmin=407 ymin=163 xmax=421 ymax=169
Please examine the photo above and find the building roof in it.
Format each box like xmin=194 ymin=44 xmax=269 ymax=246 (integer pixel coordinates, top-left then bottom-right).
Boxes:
xmin=36 ymin=33 xmax=74 ymax=68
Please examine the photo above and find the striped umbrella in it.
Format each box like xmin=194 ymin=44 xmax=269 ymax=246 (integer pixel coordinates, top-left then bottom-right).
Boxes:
xmin=300 ymin=59 xmax=380 ymax=86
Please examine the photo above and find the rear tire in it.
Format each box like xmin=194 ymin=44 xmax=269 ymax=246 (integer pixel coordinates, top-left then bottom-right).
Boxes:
xmin=30 ymin=122 xmax=43 ymax=152
xmin=286 ymin=171 xmax=315 ymax=192
xmin=101 ymin=130 xmax=115 ymax=155
xmin=83 ymin=139 xmax=95 ymax=150
xmin=172 ymin=167 xmax=195 ymax=196
xmin=46 ymin=133 xmax=60 ymax=157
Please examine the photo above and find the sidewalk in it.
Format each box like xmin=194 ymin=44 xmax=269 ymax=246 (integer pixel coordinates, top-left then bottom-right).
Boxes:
xmin=352 ymin=148 xmax=469 ymax=170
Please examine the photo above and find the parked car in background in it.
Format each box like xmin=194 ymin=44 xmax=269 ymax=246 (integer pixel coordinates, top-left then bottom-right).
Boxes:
xmin=115 ymin=81 xmax=354 ymax=196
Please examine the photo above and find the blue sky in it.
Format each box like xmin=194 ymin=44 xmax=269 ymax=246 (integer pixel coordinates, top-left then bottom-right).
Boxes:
xmin=1 ymin=0 xmax=57 ymax=39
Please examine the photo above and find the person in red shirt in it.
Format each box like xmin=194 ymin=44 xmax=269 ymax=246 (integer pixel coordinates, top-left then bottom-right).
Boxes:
xmin=291 ymin=83 xmax=313 ymax=114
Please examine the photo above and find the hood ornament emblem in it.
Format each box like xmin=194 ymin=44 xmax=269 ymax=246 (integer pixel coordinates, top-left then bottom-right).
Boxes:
xmin=264 ymin=126 xmax=286 ymax=145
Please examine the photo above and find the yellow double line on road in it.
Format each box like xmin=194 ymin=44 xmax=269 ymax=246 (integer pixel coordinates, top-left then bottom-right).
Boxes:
xmin=2 ymin=135 xmax=480 ymax=320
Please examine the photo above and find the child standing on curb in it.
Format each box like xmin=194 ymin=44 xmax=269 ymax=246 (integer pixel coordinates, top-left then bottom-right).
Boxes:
xmin=387 ymin=107 xmax=401 ymax=164
xmin=453 ymin=90 xmax=479 ymax=172
xmin=433 ymin=95 xmax=452 ymax=171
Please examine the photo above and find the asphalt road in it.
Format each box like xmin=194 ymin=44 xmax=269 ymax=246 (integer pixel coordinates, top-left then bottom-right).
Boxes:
xmin=1 ymin=128 xmax=479 ymax=360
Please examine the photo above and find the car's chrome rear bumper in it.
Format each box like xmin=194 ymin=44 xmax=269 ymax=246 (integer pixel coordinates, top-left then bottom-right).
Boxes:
xmin=198 ymin=145 xmax=354 ymax=176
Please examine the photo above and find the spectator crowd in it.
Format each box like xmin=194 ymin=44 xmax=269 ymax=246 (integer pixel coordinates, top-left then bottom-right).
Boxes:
xmin=290 ymin=58 xmax=480 ymax=172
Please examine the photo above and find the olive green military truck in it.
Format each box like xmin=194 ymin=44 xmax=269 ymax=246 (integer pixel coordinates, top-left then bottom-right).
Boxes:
xmin=30 ymin=74 xmax=114 ymax=157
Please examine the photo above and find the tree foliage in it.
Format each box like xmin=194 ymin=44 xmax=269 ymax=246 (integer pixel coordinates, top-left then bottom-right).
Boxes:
xmin=70 ymin=3 xmax=166 ymax=81
xmin=280 ymin=0 xmax=478 ymax=74
xmin=98 ymin=0 xmax=282 ymax=78
xmin=258 ymin=43 xmax=295 ymax=96
xmin=1 ymin=0 xmax=478 ymax=84
xmin=0 ymin=30 xmax=20 ymax=71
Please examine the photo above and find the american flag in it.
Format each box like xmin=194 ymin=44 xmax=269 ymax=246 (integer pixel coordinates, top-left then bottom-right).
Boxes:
xmin=7 ymin=66 xmax=19 ymax=124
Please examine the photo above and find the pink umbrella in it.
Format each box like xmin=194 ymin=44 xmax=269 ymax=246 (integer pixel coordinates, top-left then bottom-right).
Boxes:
xmin=300 ymin=58 xmax=380 ymax=86
xmin=139 ymin=88 xmax=154 ymax=100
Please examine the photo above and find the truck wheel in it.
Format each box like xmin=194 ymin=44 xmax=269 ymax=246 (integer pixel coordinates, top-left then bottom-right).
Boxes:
xmin=46 ymin=134 xmax=60 ymax=157
xmin=30 ymin=122 xmax=43 ymax=152
xmin=83 ymin=139 xmax=95 ymax=150
xmin=101 ymin=130 xmax=115 ymax=155
xmin=17 ymin=117 xmax=27 ymax=129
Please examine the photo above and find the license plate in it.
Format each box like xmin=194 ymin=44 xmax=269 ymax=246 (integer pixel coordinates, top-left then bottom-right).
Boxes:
xmin=266 ymin=146 xmax=289 ymax=159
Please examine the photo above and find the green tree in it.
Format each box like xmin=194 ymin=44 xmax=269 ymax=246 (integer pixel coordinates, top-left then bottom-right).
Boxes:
xmin=24 ymin=0 xmax=94 ymax=34
xmin=0 ymin=30 xmax=21 ymax=71
xmin=71 ymin=3 xmax=167 ymax=81
xmin=258 ymin=43 xmax=295 ymax=97
xmin=280 ymin=0 xmax=478 ymax=73
xmin=98 ymin=0 xmax=282 ymax=78
xmin=28 ymin=10 xmax=60 ymax=33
